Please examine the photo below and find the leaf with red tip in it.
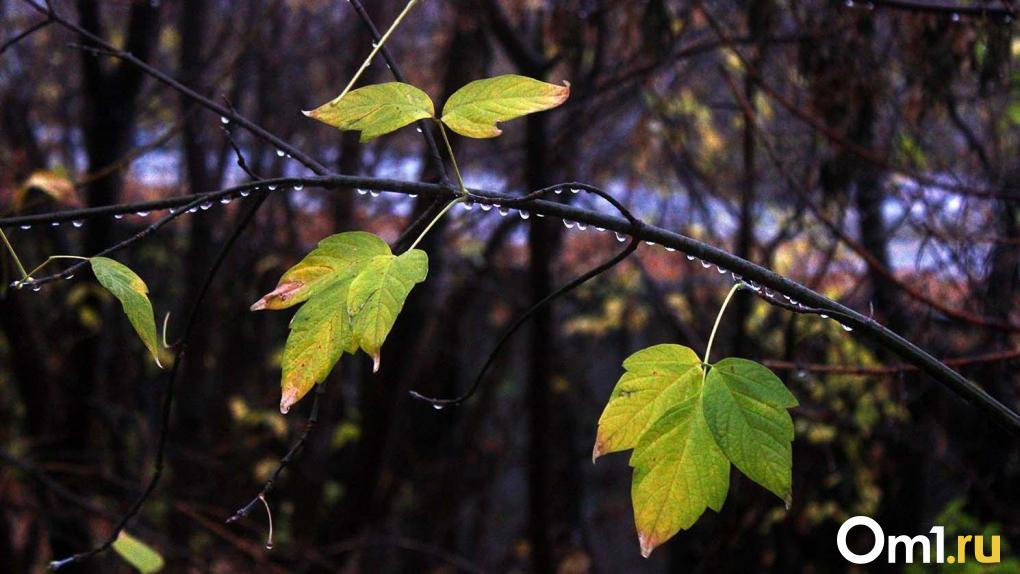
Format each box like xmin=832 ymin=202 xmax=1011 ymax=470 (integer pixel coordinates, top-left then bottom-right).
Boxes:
xmin=629 ymin=398 xmax=729 ymax=558
xmin=440 ymin=75 xmax=570 ymax=138
xmin=252 ymin=231 xmax=389 ymax=311
xmin=346 ymin=250 xmax=428 ymax=372
xmin=593 ymin=344 xmax=701 ymax=461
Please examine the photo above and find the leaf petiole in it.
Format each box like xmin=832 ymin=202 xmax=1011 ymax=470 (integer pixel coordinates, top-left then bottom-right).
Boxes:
xmin=336 ymin=0 xmax=420 ymax=102
xmin=703 ymin=281 xmax=743 ymax=381
xmin=0 ymin=227 xmax=29 ymax=280
xmin=435 ymin=120 xmax=467 ymax=194
xmin=407 ymin=196 xmax=466 ymax=252
xmin=13 ymin=254 xmax=89 ymax=288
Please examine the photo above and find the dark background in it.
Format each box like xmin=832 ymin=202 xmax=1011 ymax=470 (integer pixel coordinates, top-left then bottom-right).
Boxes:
xmin=1 ymin=0 xmax=1019 ymax=572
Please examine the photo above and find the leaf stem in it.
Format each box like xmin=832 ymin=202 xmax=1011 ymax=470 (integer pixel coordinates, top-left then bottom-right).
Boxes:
xmin=336 ymin=0 xmax=419 ymax=101
xmin=703 ymin=282 xmax=743 ymax=379
xmin=408 ymin=196 xmax=465 ymax=252
xmin=0 ymin=228 xmax=29 ymax=280
xmin=435 ymin=120 xmax=467 ymax=194
xmin=15 ymin=255 xmax=90 ymax=286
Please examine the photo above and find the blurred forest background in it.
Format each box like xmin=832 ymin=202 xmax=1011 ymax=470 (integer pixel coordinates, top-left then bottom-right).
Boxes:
xmin=2 ymin=0 xmax=1020 ymax=572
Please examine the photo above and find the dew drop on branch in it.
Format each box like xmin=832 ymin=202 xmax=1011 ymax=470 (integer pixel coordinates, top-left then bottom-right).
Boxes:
xmin=614 ymin=231 xmax=627 ymax=242
xmin=479 ymin=203 xmax=492 ymax=212
xmin=498 ymin=207 xmax=510 ymax=216
xmin=200 ymin=202 xmax=213 ymax=211
xmin=20 ymin=225 xmax=31 ymax=230
xmin=220 ymin=116 xmax=230 ymax=125
xmin=240 ymin=190 xmax=251 ymax=197
xmin=369 ymin=191 xmax=380 ymax=197
xmin=576 ymin=222 xmax=588 ymax=230
xmin=519 ymin=210 xmax=530 ymax=220
xmin=72 ymin=220 xmax=84 ymax=228
xmin=114 ymin=214 xmax=124 ymax=220
xmin=356 ymin=188 xmax=368 ymax=195
xmin=276 ymin=149 xmax=285 ymax=157
xmin=294 ymin=184 xmax=304 ymax=191
xmin=563 ymin=219 xmax=575 ymax=229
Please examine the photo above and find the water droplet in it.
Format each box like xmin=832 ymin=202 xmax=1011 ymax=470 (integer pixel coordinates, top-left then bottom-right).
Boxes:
xmin=536 ymin=213 xmax=546 ymax=217
xmin=416 ymin=127 xmax=423 ymax=133
xmin=32 ymin=284 xmax=41 ymax=292
xmin=841 ymin=323 xmax=854 ymax=332
xmin=220 ymin=198 xmax=232 ymax=205
xmin=576 ymin=222 xmax=588 ymax=230
xmin=460 ymin=202 xmax=474 ymax=211
xmin=479 ymin=203 xmax=492 ymax=212
xmin=276 ymin=149 xmax=285 ymax=157
xmin=700 ymin=260 xmax=711 ymax=268
xmin=563 ymin=219 xmax=575 ymax=229
xmin=570 ymin=187 xmax=581 ymax=194
xmin=72 ymin=220 xmax=84 ymax=228
xmin=614 ymin=231 xmax=626 ymax=242
xmin=554 ymin=188 xmax=564 ymax=194
xmin=645 ymin=241 xmax=656 ymax=246
xmin=294 ymin=184 xmax=304 ymax=191
xmin=268 ymin=185 xmax=278 ymax=191
xmin=240 ymin=190 xmax=251 ymax=197
xmin=19 ymin=225 xmax=30 ymax=230
xmin=65 ymin=274 xmax=74 ymax=280
xmin=357 ymin=188 xmax=368 ymax=195
xmin=844 ymin=0 xmax=854 ymax=6
xmin=409 ymin=194 xmax=418 ymax=198
xmin=369 ymin=191 xmax=380 ymax=197
xmin=686 ymin=254 xmax=695 ymax=261
xmin=220 ymin=116 xmax=230 ymax=125
xmin=136 ymin=211 xmax=150 ymax=216
xmin=200 ymin=202 xmax=213 ymax=210
xmin=432 ymin=404 xmax=444 ymax=410
xmin=820 ymin=313 xmax=829 ymax=319
xmin=188 ymin=207 xmax=199 ymax=213
xmin=114 ymin=214 xmax=124 ymax=220
xmin=498 ymin=207 xmax=510 ymax=216
xmin=51 ymin=222 xmax=60 ymax=227
xmin=665 ymin=246 xmax=676 ymax=252
xmin=519 ymin=210 xmax=530 ymax=220
xmin=594 ymin=226 xmax=605 ymax=232
xmin=951 ymin=12 xmax=960 ymax=22
xmin=265 ymin=542 xmax=274 ymax=550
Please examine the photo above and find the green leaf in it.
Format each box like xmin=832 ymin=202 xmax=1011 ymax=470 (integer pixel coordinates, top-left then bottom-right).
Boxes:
xmin=304 ymin=82 xmax=435 ymax=142
xmin=440 ymin=74 xmax=570 ymax=138
xmin=593 ymin=344 xmax=702 ymax=460
xmin=702 ymin=358 xmax=798 ymax=504
xmin=347 ymin=249 xmax=428 ymax=372
xmin=629 ymin=398 xmax=729 ymax=558
xmin=251 ymin=231 xmax=389 ymax=311
xmin=112 ymin=531 xmax=164 ymax=573
xmin=90 ymin=257 xmax=161 ymax=367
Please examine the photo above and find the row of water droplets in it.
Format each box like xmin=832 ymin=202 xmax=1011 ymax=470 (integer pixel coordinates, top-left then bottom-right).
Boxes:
xmin=363 ymin=183 xmax=858 ymax=335
xmin=843 ymin=0 xmax=1013 ymax=24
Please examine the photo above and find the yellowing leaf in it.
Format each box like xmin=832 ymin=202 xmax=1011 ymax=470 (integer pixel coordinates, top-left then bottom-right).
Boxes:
xmin=257 ymin=232 xmax=430 ymax=413
xmin=112 ymin=531 xmax=164 ymax=573
xmin=593 ymin=344 xmax=701 ymax=461
xmin=347 ymin=250 xmax=428 ymax=372
xmin=91 ymin=257 xmax=161 ymax=367
xmin=252 ymin=232 xmax=389 ymax=311
xmin=16 ymin=169 xmax=77 ymax=212
xmin=304 ymin=82 xmax=434 ymax=142
xmin=440 ymin=74 xmax=570 ymax=138
xmin=629 ymin=398 xmax=729 ymax=558
xmin=279 ymin=280 xmax=356 ymax=414
xmin=702 ymin=358 xmax=798 ymax=503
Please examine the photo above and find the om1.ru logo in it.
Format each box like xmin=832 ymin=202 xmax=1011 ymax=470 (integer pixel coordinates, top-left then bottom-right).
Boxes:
xmin=837 ymin=516 xmax=1001 ymax=565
